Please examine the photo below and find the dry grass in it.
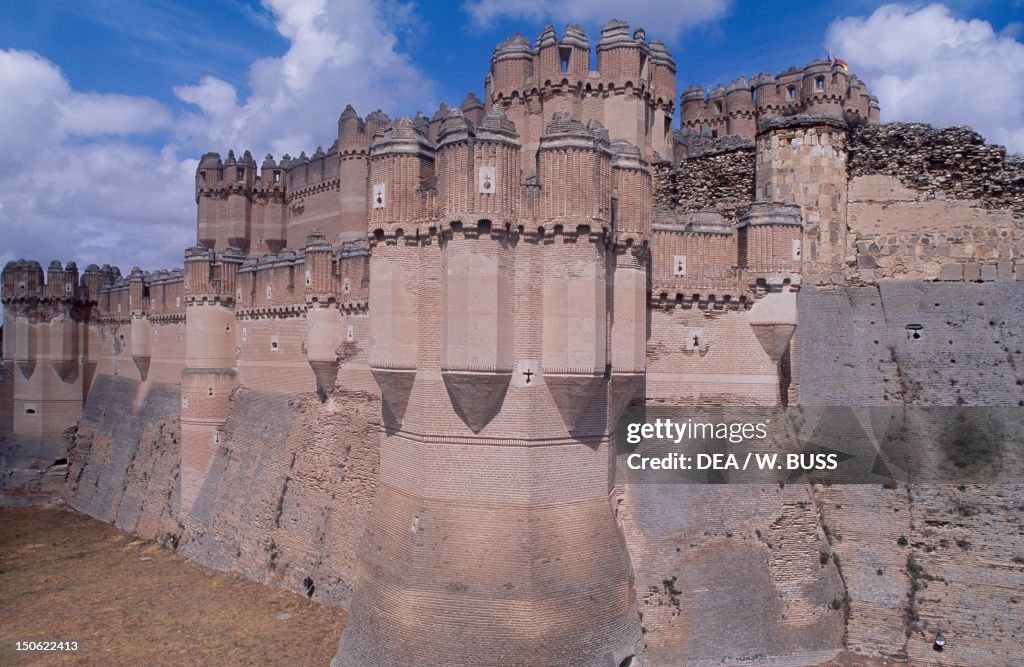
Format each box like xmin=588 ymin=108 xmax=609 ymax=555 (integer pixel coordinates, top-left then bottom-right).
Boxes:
xmin=0 ymin=507 xmax=346 ymax=666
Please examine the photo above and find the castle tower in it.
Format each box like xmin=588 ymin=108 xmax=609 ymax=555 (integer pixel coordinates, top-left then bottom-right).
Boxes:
xmin=609 ymin=141 xmax=651 ymax=421
xmin=180 ymin=247 xmax=241 ymax=514
xmin=195 ymin=152 xmax=223 ymax=250
xmin=752 ymin=73 xmax=780 ymax=117
xmin=725 ymin=77 xmax=756 ymax=137
xmin=801 ymin=60 xmax=847 ymax=118
xmin=680 ymin=85 xmax=707 ymax=130
xmin=596 ymin=21 xmax=649 ymax=152
xmin=488 ymin=23 xmax=675 ymax=172
xmin=253 ymin=154 xmax=286 ymax=253
xmin=755 ymin=114 xmax=849 ymax=284
xmin=1 ymin=260 xmax=85 ymax=446
xmin=335 ymin=110 xmax=645 ymax=667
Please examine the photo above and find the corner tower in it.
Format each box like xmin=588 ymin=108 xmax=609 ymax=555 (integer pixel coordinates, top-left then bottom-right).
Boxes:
xmin=334 ymin=110 xmax=647 ymax=667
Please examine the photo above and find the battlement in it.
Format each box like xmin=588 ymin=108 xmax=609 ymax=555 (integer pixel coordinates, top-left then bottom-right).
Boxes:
xmin=650 ymin=200 xmax=802 ymax=304
xmin=487 ymin=20 xmax=676 ymax=164
xmin=680 ymin=59 xmax=880 ymax=142
xmin=95 ymin=265 xmax=185 ymax=321
xmin=0 ymin=259 xmax=141 ymax=308
xmin=364 ymin=108 xmax=652 ymax=242
xmin=488 ymin=20 xmax=675 ymax=106
xmin=178 ymin=232 xmax=369 ymax=315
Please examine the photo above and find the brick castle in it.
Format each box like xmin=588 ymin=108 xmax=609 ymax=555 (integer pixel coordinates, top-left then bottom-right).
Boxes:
xmin=3 ymin=19 xmax=1024 ymax=666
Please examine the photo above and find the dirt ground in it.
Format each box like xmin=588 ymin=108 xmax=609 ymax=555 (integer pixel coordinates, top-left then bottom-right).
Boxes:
xmin=0 ymin=507 xmax=346 ymax=667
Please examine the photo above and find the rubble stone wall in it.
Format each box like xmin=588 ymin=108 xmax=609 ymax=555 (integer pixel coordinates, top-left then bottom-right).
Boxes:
xmin=653 ymin=145 xmax=756 ymax=222
xmin=845 ymin=124 xmax=1024 ymax=283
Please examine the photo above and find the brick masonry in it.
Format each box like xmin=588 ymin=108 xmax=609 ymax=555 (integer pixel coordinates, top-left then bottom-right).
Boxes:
xmin=2 ymin=17 xmax=1024 ymax=667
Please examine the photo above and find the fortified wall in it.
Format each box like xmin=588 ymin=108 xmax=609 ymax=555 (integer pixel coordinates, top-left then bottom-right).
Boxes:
xmin=2 ymin=18 xmax=1024 ymax=667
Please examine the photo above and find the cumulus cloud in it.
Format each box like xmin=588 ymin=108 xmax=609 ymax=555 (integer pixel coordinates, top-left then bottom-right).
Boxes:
xmin=0 ymin=49 xmax=194 ymax=272
xmin=464 ymin=0 xmax=731 ymax=40
xmin=174 ymin=0 xmax=434 ymax=158
xmin=0 ymin=0 xmax=434 ymax=279
xmin=827 ymin=3 xmax=1024 ymax=153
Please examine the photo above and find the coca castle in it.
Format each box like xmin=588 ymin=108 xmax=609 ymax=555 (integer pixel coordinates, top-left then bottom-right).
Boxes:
xmin=3 ymin=20 xmax=1024 ymax=667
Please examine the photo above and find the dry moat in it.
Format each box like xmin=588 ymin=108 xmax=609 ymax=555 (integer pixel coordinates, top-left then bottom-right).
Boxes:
xmin=0 ymin=508 xmax=346 ymax=666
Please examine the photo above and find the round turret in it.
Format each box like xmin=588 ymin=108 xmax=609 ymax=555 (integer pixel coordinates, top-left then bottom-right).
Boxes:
xmin=534 ymin=25 xmax=561 ymax=83
xmin=196 ymin=152 xmax=222 ymax=192
xmin=368 ymin=117 xmax=435 ymax=229
xmin=802 ymin=60 xmax=844 ymax=117
xmin=597 ymin=19 xmax=647 ymax=83
xmin=437 ymin=108 xmax=475 ymax=148
xmin=681 ymin=85 xmax=707 ymax=125
xmin=459 ymin=92 xmax=485 ymax=127
xmin=752 ymin=73 xmax=779 ymax=114
xmin=648 ymin=39 xmax=676 ymax=104
xmin=610 ymin=140 xmax=651 ymax=240
xmin=846 ymin=76 xmax=870 ymax=120
xmin=537 ymin=113 xmax=612 ymax=227
xmin=260 ymin=154 xmax=282 ymax=188
xmin=725 ymin=76 xmax=756 ymax=136
xmin=490 ymin=33 xmax=533 ymax=97
xmin=558 ymin=24 xmax=590 ymax=79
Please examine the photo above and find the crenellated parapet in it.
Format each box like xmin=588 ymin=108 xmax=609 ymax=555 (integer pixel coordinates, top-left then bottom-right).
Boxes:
xmin=680 ymin=59 xmax=880 ymax=143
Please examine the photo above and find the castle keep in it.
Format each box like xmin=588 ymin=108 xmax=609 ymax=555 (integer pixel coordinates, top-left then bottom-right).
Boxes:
xmin=3 ymin=19 xmax=1024 ymax=667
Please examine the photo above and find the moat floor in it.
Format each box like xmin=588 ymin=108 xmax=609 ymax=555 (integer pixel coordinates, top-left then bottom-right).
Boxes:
xmin=0 ymin=507 xmax=346 ymax=666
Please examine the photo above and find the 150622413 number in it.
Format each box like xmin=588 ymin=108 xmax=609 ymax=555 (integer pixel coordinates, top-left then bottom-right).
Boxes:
xmin=12 ymin=640 xmax=81 ymax=652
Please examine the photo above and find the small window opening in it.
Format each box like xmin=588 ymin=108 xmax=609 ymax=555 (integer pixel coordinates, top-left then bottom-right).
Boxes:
xmin=714 ymin=101 xmax=723 ymax=114
xmin=208 ymin=387 xmax=214 ymax=396
xmin=25 ymin=408 xmax=36 ymax=415
xmin=906 ymin=324 xmax=923 ymax=340
xmin=53 ymin=458 xmax=68 ymax=466
xmin=711 ymin=129 xmax=718 ymax=138
xmin=815 ymin=76 xmax=825 ymax=92
xmin=787 ymin=85 xmax=797 ymax=100
xmin=558 ymin=46 xmax=571 ymax=74
xmin=303 ymin=576 xmax=316 ymax=598
xmin=273 ymin=170 xmax=281 ymax=184
xmin=236 ymin=167 xmax=245 ymax=181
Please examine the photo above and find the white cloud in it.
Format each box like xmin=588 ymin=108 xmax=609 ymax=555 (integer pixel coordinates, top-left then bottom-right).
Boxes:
xmin=464 ymin=0 xmax=730 ymax=40
xmin=60 ymin=93 xmax=174 ymax=137
xmin=174 ymin=0 xmax=434 ymax=158
xmin=0 ymin=0 xmax=434 ymax=279
xmin=827 ymin=3 xmax=1024 ymax=153
xmin=0 ymin=49 xmax=194 ymax=273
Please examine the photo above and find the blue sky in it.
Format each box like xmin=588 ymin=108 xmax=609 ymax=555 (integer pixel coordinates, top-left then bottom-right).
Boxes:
xmin=1 ymin=0 xmax=1022 ymax=274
